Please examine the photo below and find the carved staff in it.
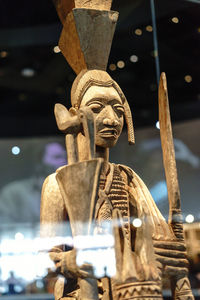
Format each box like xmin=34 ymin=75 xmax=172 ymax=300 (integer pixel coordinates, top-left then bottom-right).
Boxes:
xmin=158 ymin=72 xmax=194 ymax=300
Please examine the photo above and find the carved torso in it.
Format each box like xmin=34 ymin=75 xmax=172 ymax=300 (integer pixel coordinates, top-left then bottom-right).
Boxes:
xmin=98 ymin=165 xmax=129 ymax=219
xmin=95 ymin=164 xmax=134 ymax=243
xmin=40 ymin=164 xmax=179 ymax=300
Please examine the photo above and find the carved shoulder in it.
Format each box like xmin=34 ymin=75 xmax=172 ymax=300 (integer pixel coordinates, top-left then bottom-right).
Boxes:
xmin=40 ymin=173 xmax=68 ymax=237
xmin=117 ymin=164 xmax=134 ymax=183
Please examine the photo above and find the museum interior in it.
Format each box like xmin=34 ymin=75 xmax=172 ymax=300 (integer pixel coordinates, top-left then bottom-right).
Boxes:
xmin=0 ymin=0 xmax=200 ymax=299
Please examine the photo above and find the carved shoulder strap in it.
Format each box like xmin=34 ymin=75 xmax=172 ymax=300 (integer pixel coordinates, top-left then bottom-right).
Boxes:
xmin=117 ymin=164 xmax=134 ymax=184
xmin=94 ymin=163 xmax=114 ymax=219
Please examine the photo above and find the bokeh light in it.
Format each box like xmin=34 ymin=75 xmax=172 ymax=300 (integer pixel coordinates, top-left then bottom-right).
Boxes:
xmin=12 ymin=146 xmax=20 ymax=155
xmin=117 ymin=60 xmax=125 ymax=69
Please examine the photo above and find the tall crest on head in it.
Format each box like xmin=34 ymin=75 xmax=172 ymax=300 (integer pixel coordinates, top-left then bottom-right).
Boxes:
xmin=53 ymin=0 xmax=135 ymax=144
xmin=53 ymin=0 xmax=117 ymax=74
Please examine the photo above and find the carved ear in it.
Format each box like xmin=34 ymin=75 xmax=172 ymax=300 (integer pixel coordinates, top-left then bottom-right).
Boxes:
xmin=69 ymin=106 xmax=77 ymax=116
xmin=54 ymin=103 xmax=70 ymax=130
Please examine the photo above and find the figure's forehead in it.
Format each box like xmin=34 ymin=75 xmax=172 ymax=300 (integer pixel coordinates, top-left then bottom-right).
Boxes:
xmin=80 ymin=86 xmax=122 ymax=106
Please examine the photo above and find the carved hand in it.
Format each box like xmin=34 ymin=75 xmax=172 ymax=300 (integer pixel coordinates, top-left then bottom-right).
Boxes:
xmin=50 ymin=249 xmax=95 ymax=279
xmin=153 ymin=239 xmax=189 ymax=277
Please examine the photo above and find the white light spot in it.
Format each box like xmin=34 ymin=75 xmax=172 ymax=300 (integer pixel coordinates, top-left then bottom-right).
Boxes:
xmin=156 ymin=121 xmax=160 ymax=129
xmin=185 ymin=214 xmax=194 ymax=223
xmin=132 ymin=218 xmax=142 ymax=228
xmin=172 ymin=17 xmax=179 ymax=24
xmin=130 ymin=55 xmax=138 ymax=63
xmin=36 ymin=280 xmax=44 ymax=289
xmin=53 ymin=46 xmax=61 ymax=53
xmin=12 ymin=146 xmax=20 ymax=155
xmin=14 ymin=285 xmax=24 ymax=293
xmin=21 ymin=68 xmax=35 ymax=77
xmin=117 ymin=60 xmax=125 ymax=69
xmin=15 ymin=232 xmax=24 ymax=241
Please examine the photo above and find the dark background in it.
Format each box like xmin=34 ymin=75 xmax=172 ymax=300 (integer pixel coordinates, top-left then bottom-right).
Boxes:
xmin=0 ymin=0 xmax=200 ymax=137
xmin=0 ymin=0 xmax=200 ymax=294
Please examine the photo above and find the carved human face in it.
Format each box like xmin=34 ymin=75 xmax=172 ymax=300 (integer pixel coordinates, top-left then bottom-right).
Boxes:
xmin=80 ymin=86 xmax=124 ymax=148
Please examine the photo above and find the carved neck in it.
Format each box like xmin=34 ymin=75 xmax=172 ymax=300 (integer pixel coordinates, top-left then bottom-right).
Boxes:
xmin=77 ymin=133 xmax=110 ymax=174
xmin=96 ymin=146 xmax=109 ymax=174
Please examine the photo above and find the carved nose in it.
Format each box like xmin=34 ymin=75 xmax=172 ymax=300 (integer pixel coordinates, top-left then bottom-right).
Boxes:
xmin=103 ymin=118 xmax=119 ymax=126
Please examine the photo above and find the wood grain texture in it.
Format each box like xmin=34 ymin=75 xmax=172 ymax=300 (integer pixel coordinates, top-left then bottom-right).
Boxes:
xmin=41 ymin=1 xmax=194 ymax=296
xmin=53 ymin=0 xmax=113 ymax=24
xmin=59 ymin=9 xmax=118 ymax=74
xmin=159 ymin=72 xmax=181 ymax=216
xmin=56 ymin=159 xmax=102 ymax=236
xmin=158 ymin=73 xmax=194 ymax=300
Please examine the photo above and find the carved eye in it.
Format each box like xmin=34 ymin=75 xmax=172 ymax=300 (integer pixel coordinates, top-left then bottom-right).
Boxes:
xmin=87 ymin=102 xmax=103 ymax=113
xmin=113 ymin=104 xmax=124 ymax=116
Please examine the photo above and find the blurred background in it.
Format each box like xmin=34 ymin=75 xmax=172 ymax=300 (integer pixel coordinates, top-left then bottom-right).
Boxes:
xmin=0 ymin=0 xmax=200 ymax=298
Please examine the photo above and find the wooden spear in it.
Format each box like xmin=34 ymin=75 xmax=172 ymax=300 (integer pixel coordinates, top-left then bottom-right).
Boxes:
xmin=158 ymin=72 xmax=194 ymax=300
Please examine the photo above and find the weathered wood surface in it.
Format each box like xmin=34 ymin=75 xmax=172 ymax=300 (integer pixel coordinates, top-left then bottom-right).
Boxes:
xmin=40 ymin=1 xmax=194 ymax=299
xmin=54 ymin=103 xmax=102 ymax=300
xmin=159 ymin=73 xmax=194 ymax=300
xmin=56 ymin=159 xmax=102 ymax=236
xmin=53 ymin=0 xmax=113 ymax=24
xmin=159 ymin=72 xmax=181 ymax=219
xmin=59 ymin=9 xmax=118 ymax=74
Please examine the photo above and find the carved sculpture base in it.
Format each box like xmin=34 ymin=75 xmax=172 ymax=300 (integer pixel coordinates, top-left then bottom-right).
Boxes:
xmin=113 ymin=281 xmax=163 ymax=300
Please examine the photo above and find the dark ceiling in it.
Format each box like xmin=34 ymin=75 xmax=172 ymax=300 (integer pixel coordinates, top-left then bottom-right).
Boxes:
xmin=0 ymin=0 xmax=199 ymax=137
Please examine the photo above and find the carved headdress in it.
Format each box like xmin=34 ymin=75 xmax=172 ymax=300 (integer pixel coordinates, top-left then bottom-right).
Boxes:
xmin=53 ymin=0 xmax=135 ymax=144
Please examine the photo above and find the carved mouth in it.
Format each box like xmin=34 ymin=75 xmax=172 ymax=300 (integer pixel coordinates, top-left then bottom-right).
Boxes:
xmin=99 ymin=128 xmax=118 ymax=138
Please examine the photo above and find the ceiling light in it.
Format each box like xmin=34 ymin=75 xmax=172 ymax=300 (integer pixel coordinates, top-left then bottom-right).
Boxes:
xmin=0 ymin=51 xmax=8 ymax=58
xmin=53 ymin=46 xmax=61 ymax=53
xmin=130 ymin=55 xmax=138 ymax=63
xmin=12 ymin=146 xmax=20 ymax=155
xmin=21 ymin=68 xmax=35 ymax=77
xmin=171 ymin=17 xmax=179 ymax=24
xmin=184 ymin=75 xmax=192 ymax=83
xmin=146 ymin=25 xmax=153 ymax=32
xmin=134 ymin=29 xmax=142 ymax=36
xmin=117 ymin=60 xmax=125 ymax=69
xmin=109 ymin=64 xmax=116 ymax=71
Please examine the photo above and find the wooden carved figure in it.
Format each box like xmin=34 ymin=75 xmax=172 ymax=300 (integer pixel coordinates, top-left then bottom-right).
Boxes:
xmin=40 ymin=1 xmax=194 ymax=300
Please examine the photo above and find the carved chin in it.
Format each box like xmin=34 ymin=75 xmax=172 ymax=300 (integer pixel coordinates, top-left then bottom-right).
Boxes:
xmin=95 ymin=135 xmax=119 ymax=148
